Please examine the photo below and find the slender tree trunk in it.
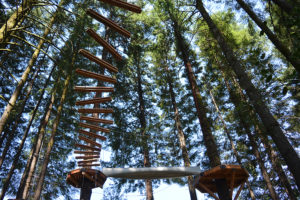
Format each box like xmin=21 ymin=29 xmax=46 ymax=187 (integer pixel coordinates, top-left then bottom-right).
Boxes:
xmin=236 ymin=0 xmax=300 ymax=73
xmin=0 ymin=64 xmax=56 ymax=200
xmin=0 ymin=0 xmax=34 ymax=43
xmin=136 ymin=59 xmax=154 ymax=200
xmin=209 ymin=90 xmax=256 ymax=200
xmin=16 ymin=73 xmax=61 ymax=200
xmin=0 ymin=0 xmax=64 ymax=135
xmin=171 ymin=20 xmax=231 ymax=199
xmin=32 ymin=53 xmax=75 ymax=200
xmin=167 ymin=73 xmax=197 ymax=200
xmin=196 ymin=0 xmax=300 ymax=191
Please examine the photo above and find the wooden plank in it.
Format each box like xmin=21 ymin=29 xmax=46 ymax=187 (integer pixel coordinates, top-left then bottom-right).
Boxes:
xmin=79 ymin=129 xmax=107 ymax=141
xmin=86 ymin=29 xmax=122 ymax=60
xmin=98 ymin=0 xmax=142 ymax=13
xmin=74 ymin=86 xmax=114 ymax=93
xmin=75 ymin=144 xmax=101 ymax=152
xmin=76 ymin=97 xmax=112 ymax=106
xmin=78 ymin=49 xmax=118 ymax=73
xmin=79 ymin=163 xmax=101 ymax=167
xmin=76 ymin=68 xmax=117 ymax=84
xmin=78 ymin=136 xmax=102 ymax=148
xmin=80 ymin=116 xmax=113 ymax=124
xmin=74 ymin=150 xmax=99 ymax=155
xmin=78 ymin=159 xmax=99 ymax=164
xmin=79 ymin=122 xmax=110 ymax=133
xmin=78 ymin=108 xmax=113 ymax=114
xmin=198 ymin=182 xmax=220 ymax=200
xmin=86 ymin=9 xmax=130 ymax=38
xmin=76 ymin=155 xmax=100 ymax=159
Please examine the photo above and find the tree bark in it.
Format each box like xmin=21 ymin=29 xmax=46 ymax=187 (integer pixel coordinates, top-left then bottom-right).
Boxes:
xmin=0 ymin=64 xmax=56 ymax=200
xmin=136 ymin=58 xmax=154 ymax=200
xmin=16 ymin=73 xmax=61 ymax=200
xmin=0 ymin=0 xmax=35 ymax=43
xmin=167 ymin=71 xmax=197 ymax=200
xmin=236 ymin=0 xmax=300 ymax=73
xmin=0 ymin=0 xmax=63 ymax=135
xmin=196 ymin=0 xmax=300 ymax=191
xmin=32 ymin=70 xmax=72 ymax=200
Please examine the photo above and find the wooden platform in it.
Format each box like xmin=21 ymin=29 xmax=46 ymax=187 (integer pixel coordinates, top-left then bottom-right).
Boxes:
xmin=194 ymin=165 xmax=249 ymax=200
xmin=66 ymin=168 xmax=106 ymax=189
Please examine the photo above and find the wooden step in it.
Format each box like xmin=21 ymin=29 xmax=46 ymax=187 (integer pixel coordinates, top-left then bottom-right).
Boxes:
xmin=79 ymin=130 xmax=107 ymax=141
xmin=77 ymin=159 xmax=99 ymax=164
xmin=76 ymin=97 xmax=112 ymax=106
xmin=78 ymin=49 xmax=118 ymax=73
xmin=80 ymin=116 xmax=113 ymax=124
xmin=79 ymin=122 xmax=110 ymax=133
xmin=79 ymin=136 xmax=102 ymax=148
xmin=74 ymin=151 xmax=99 ymax=155
xmin=86 ymin=29 xmax=122 ymax=61
xmin=75 ymin=144 xmax=101 ymax=152
xmin=76 ymin=68 xmax=117 ymax=84
xmin=74 ymin=86 xmax=114 ymax=93
xmin=98 ymin=0 xmax=142 ymax=13
xmin=76 ymin=155 xmax=100 ymax=160
xmin=86 ymin=9 xmax=130 ymax=38
xmin=78 ymin=163 xmax=100 ymax=167
xmin=78 ymin=108 xmax=113 ymax=114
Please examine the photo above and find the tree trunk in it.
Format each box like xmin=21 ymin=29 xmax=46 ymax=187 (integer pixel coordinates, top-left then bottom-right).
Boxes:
xmin=16 ymin=73 xmax=61 ymax=200
xmin=0 ymin=0 xmax=34 ymax=43
xmin=195 ymin=0 xmax=300 ymax=191
xmin=0 ymin=64 xmax=56 ymax=200
xmin=209 ymin=90 xmax=256 ymax=200
xmin=0 ymin=0 xmax=64 ymax=135
xmin=136 ymin=59 xmax=154 ymax=200
xmin=167 ymin=72 xmax=197 ymax=200
xmin=236 ymin=0 xmax=300 ymax=73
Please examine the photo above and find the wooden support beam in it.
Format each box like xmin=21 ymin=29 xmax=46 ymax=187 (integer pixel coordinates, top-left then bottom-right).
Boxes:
xmin=80 ymin=116 xmax=113 ymax=124
xmin=74 ymin=151 xmax=99 ymax=155
xmin=78 ymin=136 xmax=102 ymax=148
xmin=230 ymin=170 xmax=236 ymax=198
xmin=82 ymin=172 xmax=103 ymax=188
xmin=78 ymin=108 xmax=113 ymax=114
xmin=76 ymin=155 xmax=100 ymax=159
xmin=86 ymin=9 xmax=131 ymax=38
xmin=75 ymin=144 xmax=101 ymax=152
xmin=79 ymin=129 xmax=107 ymax=141
xmin=79 ymin=122 xmax=110 ymax=133
xmin=98 ymin=0 xmax=142 ymax=13
xmin=79 ymin=164 xmax=101 ymax=167
xmin=78 ymin=49 xmax=118 ymax=73
xmin=67 ymin=174 xmax=79 ymax=187
xmin=78 ymin=159 xmax=99 ymax=164
xmin=86 ymin=29 xmax=122 ymax=60
xmin=234 ymin=182 xmax=245 ymax=200
xmin=76 ymin=97 xmax=112 ymax=106
xmin=74 ymin=86 xmax=114 ymax=93
xmin=76 ymin=68 xmax=117 ymax=84
xmin=198 ymin=182 xmax=220 ymax=200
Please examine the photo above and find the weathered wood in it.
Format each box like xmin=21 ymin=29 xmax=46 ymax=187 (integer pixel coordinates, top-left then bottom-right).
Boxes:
xmin=78 ymin=159 xmax=99 ymax=164
xmin=75 ymin=144 xmax=101 ymax=152
xmin=67 ymin=174 xmax=79 ymax=187
xmin=78 ymin=136 xmax=102 ymax=148
xmin=78 ymin=108 xmax=113 ymax=114
xmin=76 ymin=68 xmax=117 ymax=84
xmin=86 ymin=29 xmax=122 ymax=60
xmin=79 ymin=129 xmax=107 ymax=141
xmin=86 ymin=9 xmax=131 ymax=38
xmin=82 ymin=172 xmax=102 ymax=188
xmin=80 ymin=116 xmax=113 ymax=124
xmin=234 ymin=182 xmax=245 ymax=200
xmin=76 ymin=97 xmax=112 ymax=106
xmin=78 ymin=163 xmax=101 ymax=167
xmin=98 ymin=0 xmax=142 ymax=13
xmin=76 ymin=155 xmax=100 ymax=160
xmin=74 ymin=86 xmax=114 ymax=93
xmin=78 ymin=49 xmax=118 ymax=73
xmin=79 ymin=122 xmax=110 ymax=133
xmin=198 ymin=182 xmax=220 ymax=200
xmin=74 ymin=151 xmax=99 ymax=155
